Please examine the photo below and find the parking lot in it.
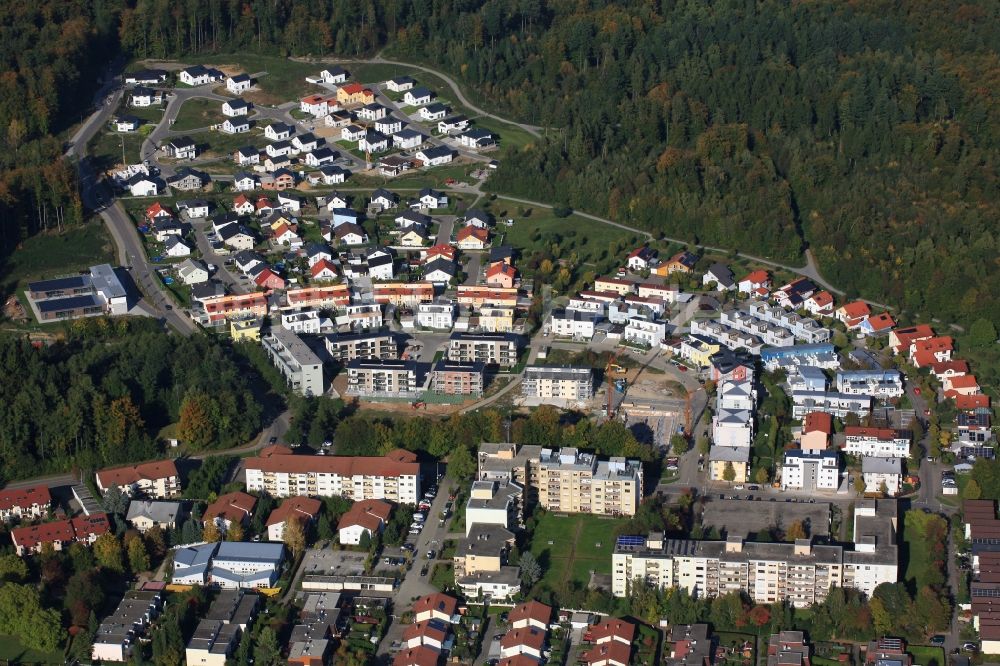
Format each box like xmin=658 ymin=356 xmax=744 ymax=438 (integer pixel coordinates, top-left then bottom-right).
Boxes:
xmin=700 ymin=497 xmax=831 ymax=539
xmin=301 ymin=546 xmax=369 ymax=578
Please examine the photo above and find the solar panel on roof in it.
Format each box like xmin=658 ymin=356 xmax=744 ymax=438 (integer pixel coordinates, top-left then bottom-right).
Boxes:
xmin=616 ymin=535 xmax=646 ymax=547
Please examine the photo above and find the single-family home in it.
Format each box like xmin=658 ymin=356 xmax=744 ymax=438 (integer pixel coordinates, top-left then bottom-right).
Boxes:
xmin=292 ymin=133 xmax=321 ymax=153
xmin=265 ymin=140 xmax=292 ymax=158
xmin=331 ymin=207 xmax=360 ymax=228
xmin=464 ymin=210 xmax=492 ymax=229
xmin=334 ymin=223 xmax=368 ymax=246
xmin=656 ymin=251 xmax=698 ymax=275
xmin=324 ymin=192 xmax=351 ymax=210
xmin=417 ymin=188 xmax=448 ymax=209
xmin=233 ymin=172 xmax=259 ymax=192
xmin=264 ymin=122 xmax=294 ymax=142
xmin=703 ymin=263 xmax=736 ymax=290
xmin=456 ymin=226 xmax=489 ymax=250
xmin=805 ymin=291 xmax=835 ymax=316
xmin=277 ymin=192 xmax=302 ymax=213
xmin=423 ymin=258 xmax=456 ymax=284
xmin=341 ymin=124 xmax=366 ymax=142
xmin=218 ymin=223 xmax=257 ymax=250
xmin=164 ymin=236 xmax=193 ymax=258
xmin=234 ymin=250 xmax=265 ymax=275
xmin=418 ymin=103 xmax=449 ymax=121
xmin=226 ymin=74 xmax=252 ymax=94
xmin=738 ymin=270 xmax=771 ymax=294
xmin=115 ymin=115 xmax=143 ymax=132
xmin=272 ymin=222 xmax=302 ymax=248
xmin=254 ymin=267 xmax=286 ymax=291
xmin=366 ymin=249 xmax=396 ymax=280
xmin=324 ymin=110 xmax=353 ymax=128
xmin=336 ymin=83 xmax=374 ymax=106
xmin=265 ymin=496 xmax=322 ymax=542
xmin=403 ymin=87 xmax=435 ymax=107
xmin=130 ymin=86 xmax=162 ymax=107
xmin=396 ymin=210 xmax=431 ymax=229
xmin=233 ymin=194 xmax=256 ymax=216
xmin=126 ymin=501 xmax=182 ymax=533
xmin=415 ymin=145 xmax=455 ymax=166
xmin=221 ymin=117 xmax=250 ymax=134
xmin=627 ymin=246 xmax=658 ymax=272
xmin=305 ymin=147 xmax=337 ymax=167
xmin=459 ymin=128 xmax=495 ymax=148
xmin=300 ymin=94 xmax=335 ymax=117
xmin=862 ymin=457 xmax=902 ymax=496
xmin=836 ymin=301 xmax=872 ymax=329
xmin=375 ymin=117 xmax=404 ymax=135
xmin=337 ymin=499 xmax=393 ymax=545
xmin=177 ymin=258 xmax=211 ymax=285
xmin=179 ymin=65 xmax=221 ymax=86
xmin=359 ymin=130 xmax=389 ymax=153
xmin=413 ymin=592 xmax=460 ymax=624
xmin=167 ymin=167 xmax=209 ymax=192
xmin=486 ymin=263 xmax=517 ymax=289
xmin=145 ymin=201 xmax=174 ymax=222
xmin=378 ymin=154 xmax=415 ymax=176
xmin=371 ymin=188 xmax=399 ymax=210
xmin=358 ymin=103 xmax=388 ymax=122
xmin=222 ymin=99 xmax=251 ymax=117
xmin=318 ymin=165 xmax=348 ymax=184
xmin=128 ymin=174 xmax=160 ymax=197
xmin=165 ymin=136 xmax=197 ymax=160
xmin=860 ymin=312 xmax=896 ymax=336
xmin=178 ymin=199 xmax=211 ymax=219
xmin=393 ymin=128 xmax=426 ymax=150
xmin=438 ymin=115 xmax=470 ymax=134
xmin=203 ymin=491 xmax=257 ymax=531
xmin=400 ymin=226 xmax=430 ymax=248
xmin=386 ymin=76 xmax=416 ymax=92
xmin=234 ymin=146 xmax=259 ymax=166
xmin=310 ymin=259 xmax=339 ymax=281
xmin=319 ymin=66 xmax=348 ymax=84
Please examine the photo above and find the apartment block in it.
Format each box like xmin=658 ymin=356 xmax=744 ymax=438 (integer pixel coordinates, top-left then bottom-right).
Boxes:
xmin=465 ymin=480 xmax=524 ymax=535
xmin=11 ymin=513 xmax=111 ymax=556
xmin=447 ymin=332 xmax=521 ymax=367
xmin=96 ymin=460 xmax=181 ymax=498
xmin=780 ymin=449 xmax=839 ymax=491
xmin=185 ymin=590 xmax=260 ymax=666
xmin=91 ymin=590 xmax=162 ymax=662
xmin=761 ymin=344 xmax=839 ymax=372
xmin=346 ymin=359 xmax=419 ymax=396
xmin=690 ymin=318 xmax=763 ymax=355
xmin=262 ymin=327 xmax=324 ymax=397
xmin=623 ymin=314 xmax=666 ymax=349
xmin=862 ymin=457 xmax=902 ymax=496
xmin=719 ymin=309 xmax=794 ymax=348
xmin=456 ymin=285 xmax=518 ymax=309
xmin=430 ymin=360 xmax=485 ymax=397
xmin=835 ymin=370 xmax=904 ymax=398
xmin=550 ymin=308 xmax=599 ymax=339
xmin=843 ymin=427 xmax=911 ymax=458
xmin=536 ymin=447 xmax=642 ymax=517
xmin=286 ymin=284 xmax=351 ymax=310
xmin=792 ymin=390 xmax=871 ymax=419
xmin=0 ymin=485 xmax=51 ymax=522
xmin=612 ymin=501 xmax=897 ymax=605
xmin=747 ymin=301 xmax=832 ymax=344
xmin=521 ymin=365 xmax=593 ymax=402
xmin=245 ymin=447 xmax=420 ymax=503
xmin=477 ymin=443 xmax=542 ymax=489
xmin=713 ymin=377 xmax=756 ymax=448
xmin=335 ymin=302 xmax=384 ymax=331
xmin=416 ymin=302 xmax=455 ymax=329
xmin=324 ymin=331 xmax=397 ymax=362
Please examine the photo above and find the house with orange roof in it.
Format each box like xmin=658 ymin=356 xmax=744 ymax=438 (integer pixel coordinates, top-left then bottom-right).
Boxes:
xmin=145 ymin=201 xmax=174 ymax=221
xmin=486 ymin=263 xmax=517 ymax=289
xmin=265 ymin=496 xmax=322 ymax=541
xmin=204 ymin=491 xmax=257 ymax=530
xmin=424 ymin=244 xmax=456 ymax=262
xmin=738 ymin=270 xmax=771 ymax=294
xmin=456 ymin=226 xmax=489 ymax=250
xmin=587 ymin=618 xmax=636 ymax=645
xmin=336 ymin=83 xmax=375 ymax=106
xmin=233 ymin=193 xmax=255 ymax=216
xmin=254 ymin=267 xmax=286 ymax=291
xmin=799 ymin=412 xmax=832 ymax=451
xmin=0 ymin=485 xmax=52 ymax=522
xmin=499 ymin=657 xmax=542 ymax=666
xmin=403 ymin=619 xmax=450 ymax=651
xmin=955 ymin=394 xmax=990 ymax=412
xmin=929 ymin=359 xmax=969 ymax=380
xmin=10 ymin=512 xmax=110 ymax=556
xmin=337 ymin=498 xmax=393 ymax=545
xmin=835 ymin=301 xmax=871 ymax=328
xmin=582 ymin=641 xmax=632 ymax=666
xmin=654 ymin=251 xmax=698 ymax=275
xmin=310 ymin=258 xmax=339 ymax=281
xmin=945 ymin=374 xmax=980 ymax=397
xmin=910 ymin=336 xmax=953 ymax=366
xmin=804 ymin=291 xmax=835 ymax=317
xmin=413 ymin=592 xmax=460 ymax=624
xmin=393 ymin=645 xmax=441 ymax=666
xmin=96 ymin=460 xmax=181 ymax=498
xmin=860 ymin=312 xmax=896 ymax=336
xmin=508 ymin=600 xmax=552 ymax=631
xmin=499 ymin=627 xmax=547 ymax=660
xmin=889 ymin=324 xmax=935 ymax=354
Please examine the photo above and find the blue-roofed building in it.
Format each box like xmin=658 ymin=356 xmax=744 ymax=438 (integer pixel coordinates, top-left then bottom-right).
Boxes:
xmin=173 ymin=543 xmax=216 ymax=585
xmin=760 ymin=343 xmax=838 ymax=371
xmin=788 ymin=366 xmax=829 ymax=392
xmin=171 ymin=542 xmax=285 ymax=589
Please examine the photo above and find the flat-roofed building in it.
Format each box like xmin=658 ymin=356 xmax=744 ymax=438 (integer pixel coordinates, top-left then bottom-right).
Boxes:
xmin=522 ymin=365 xmax=593 ymax=402
xmin=245 ymin=447 xmax=420 ymax=502
xmin=324 ymin=331 xmax=397 ymax=362
xmin=91 ymin=590 xmax=163 ymax=662
xmin=416 ymin=302 xmax=455 ymax=329
xmin=262 ymin=327 xmax=324 ymax=396
xmin=465 ymin=480 xmax=523 ymax=535
xmin=536 ymin=447 xmax=642 ymax=517
xmin=430 ymin=360 xmax=485 ymax=397
xmin=346 ymin=359 xmax=420 ymax=397
xmin=780 ymin=450 xmax=839 ymax=491
xmin=185 ymin=590 xmax=260 ymax=666
xmin=843 ymin=427 xmax=911 ymax=458
xmin=835 ymin=370 xmax=904 ymax=398
xmin=447 ymin=332 xmax=521 ymax=367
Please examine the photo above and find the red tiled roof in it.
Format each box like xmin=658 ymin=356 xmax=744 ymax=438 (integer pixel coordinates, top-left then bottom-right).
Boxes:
xmin=929 ymin=360 xmax=968 ymax=376
xmin=803 ymin=412 xmax=833 ymax=435
xmin=337 ymin=499 xmax=393 ymax=532
xmin=588 ymin=618 xmax=636 ymax=644
xmin=866 ymin=312 xmax=895 ymax=331
xmin=204 ymin=492 xmax=257 ymax=523
xmin=913 ymin=336 xmax=953 ymax=354
xmin=508 ymin=600 xmax=552 ymax=627
xmin=11 ymin=512 xmax=110 ymax=551
xmin=456 ymin=226 xmax=488 ymax=243
xmin=845 ymin=427 xmax=904 ymax=441
xmin=97 ymin=460 xmax=179 ymax=488
xmin=260 ymin=444 xmax=294 ymax=458
xmin=0 ymin=485 xmax=51 ymax=512
xmin=340 ymin=83 xmax=366 ymax=95
xmin=310 ymin=259 xmax=339 ymax=278
xmin=246 ymin=451 xmax=419 ymax=479
xmin=413 ymin=592 xmax=458 ymax=619
xmin=266 ymin=496 xmax=322 ymax=527
xmin=403 ymin=619 xmax=448 ymax=644
xmin=838 ymin=301 xmax=871 ymax=319
xmin=891 ymin=324 xmax=935 ymax=350
xmin=955 ymin=394 xmax=990 ymax=410
xmin=486 ymin=263 xmax=517 ymax=279
xmin=810 ymin=291 xmax=834 ymax=307
xmin=393 ymin=645 xmax=440 ymax=666
xmin=741 ymin=270 xmax=770 ymax=285
xmin=500 ymin=627 xmax=546 ymax=651
xmin=145 ymin=202 xmax=173 ymax=218
xmin=234 ymin=194 xmax=251 ymax=207
xmin=582 ymin=641 xmax=632 ymax=665
xmin=425 ymin=244 xmax=456 ymax=260
xmin=947 ymin=375 xmax=979 ymax=389
xmin=499 ymin=657 xmax=543 ymax=666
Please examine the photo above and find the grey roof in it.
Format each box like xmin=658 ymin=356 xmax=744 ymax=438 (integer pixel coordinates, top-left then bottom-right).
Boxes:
xmin=126 ymin=500 xmax=182 ymax=525
xmin=174 ymin=543 xmax=216 ymax=568
xmin=862 ymin=457 xmax=901 ymax=474
xmin=28 ymin=274 xmax=90 ymax=293
xmin=709 ymin=446 xmax=751 ymax=462
xmin=418 ymin=145 xmax=454 ymax=160
xmin=423 ymin=257 xmax=456 ymax=276
xmin=90 ymin=264 xmax=126 ymax=299
xmin=214 ymin=540 xmax=285 ymax=563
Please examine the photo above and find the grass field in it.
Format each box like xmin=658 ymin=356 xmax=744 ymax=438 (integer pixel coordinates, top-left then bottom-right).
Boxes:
xmin=908 ymin=646 xmax=945 ymax=666
xmin=471 ymin=115 xmax=537 ymax=150
xmin=199 ymin=55 xmax=322 ymax=103
xmin=0 ymin=634 xmax=64 ymax=664
xmin=172 ymin=98 xmax=221 ymax=131
xmin=2 ymin=224 xmax=115 ymax=298
xmin=351 ymin=163 xmax=478 ymax=191
xmin=349 ymin=63 xmax=420 ymax=86
xmin=529 ymin=513 xmax=628 ymax=589
xmin=89 ymin=129 xmax=146 ymax=170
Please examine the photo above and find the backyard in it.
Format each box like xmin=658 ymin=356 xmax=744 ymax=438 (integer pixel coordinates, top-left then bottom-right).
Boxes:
xmin=3 ymin=224 xmax=115 ymax=298
xmin=528 ymin=512 xmax=628 ymax=589
xmin=0 ymin=634 xmax=64 ymax=665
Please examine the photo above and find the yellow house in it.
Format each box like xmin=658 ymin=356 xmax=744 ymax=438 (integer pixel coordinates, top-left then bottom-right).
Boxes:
xmin=709 ymin=447 xmax=749 ymax=483
xmin=478 ymin=307 xmax=514 ymax=333
xmin=594 ymin=276 xmax=634 ymax=296
xmin=680 ymin=334 xmax=721 ymax=368
xmin=230 ymin=316 xmax=263 ymax=341
xmin=400 ymin=227 xmax=429 ymax=247
xmin=336 ymin=83 xmax=375 ymax=106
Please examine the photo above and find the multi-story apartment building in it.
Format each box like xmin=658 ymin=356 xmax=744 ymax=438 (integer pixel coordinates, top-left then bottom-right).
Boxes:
xmin=719 ymin=309 xmax=795 ymax=348
xmin=780 ymin=449 xmax=840 ymax=491
xmin=0 ymin=485 xmax=51 ymax=522
xmin=430 ymin=360 xmax=485 ymax=397
xmin=747 ymin=301 xmax=832 ymax=344
xmin=791 ymin=390 xmax=872 ymax=419
xmin=194 ymin=292 xmax=269 ymax=326
xmin=11 ymin=513 xmax=111 ymax=556
xmin=760 ymin=344 xmax=839 ymax=372
xmin=262 ymin=327 xmax=324 ymax=397
xmin=245 ymin=448 xmax=421 ymax=502
xmin=712 ymin=378 xmax=756 ymax=448
xmin=286 ymin=284 xmax=351 ymax=310
xmin=416 ymin=302 xmax=455 ymax=330
xmin=372 ymin=282 xmax=435 ymax=308
xmin=456 ymin=285 xmax=518 ymax=309
xmin=323 ymin=331 xmax=397 ymax=362
xmin=96 ymin=460 xmax=181 ymax=498
xmin=334 ymin=303 xmax=383 ymax=331
xmin=279 ymin=309 xmax=334 ymax=335
xmin=521 ymin=365 xmax=593 ymax=402
xmin=861 ymin=457 xmax=902 ymax=496
xmin=843 ymin=427 xmax=911 ymax=458
xmin=465 ymin=480 xmax=524 ymax=535
xmin=550 ymin=308 xmax=599 ymax=339
xmin=447 ymin=333 xmax=521 ymax=367
xmin=612 ymin=501 xmax=897 ymax=605
xmin=478 ymin=306 xmax=515 ymax=333
xmin=536 ymin=447 xmax=642 ymax=517
xmin=623 ymin=315 xmax=666 ymax=349
xmin=835 ymin=370 xmax=904 ymax=398
xmin=690 ymin=318 xmax=763 ymax=355
xmin=477 ymin=443 xmax=542 ymax=489
xmin=345 ymin=359 xmax=419 ymax=396
xmin=91 ymin=590 xmax=163 ymax=663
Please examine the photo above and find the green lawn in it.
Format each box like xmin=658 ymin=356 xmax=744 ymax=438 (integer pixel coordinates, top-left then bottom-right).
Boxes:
xmin=0 ymin=634 xmax=64 ymax=665
xmin=529 ymin=512 xmax=629 ymax=589
xmin=3 ymin=224 xmax=115 ymax=297
xmin=471 ymin=115 xmax=537 ymax=150
xmin=349 ymin=63 xmax=420 ymax=86
xmin=351 ymin=163 xmax=478 ymax=191
xmin=201 ymin=129 xmax=260 ymax=159
xmin=88 ymin=128 xmax=146 ymax=170
xmin=430 ymin=562 xmax=454 ymax=591
xmin=172 ymin=98 xmax=221 ymax=131
xmin=198 ymin=54 xmax=323 ymax=103
xmin=908 ymin=646 xmax=945 ymax=666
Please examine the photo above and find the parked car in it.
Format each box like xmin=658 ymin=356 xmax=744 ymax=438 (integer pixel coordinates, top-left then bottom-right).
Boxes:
xmin=930 ymin=636 xmax=946 ymax=646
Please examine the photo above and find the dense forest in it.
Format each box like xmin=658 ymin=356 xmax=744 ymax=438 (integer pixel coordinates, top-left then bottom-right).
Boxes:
xmin=4 ymin=1 xmax=999 ymax=330
xmin=0 ymin=318 xmax=262 ymax=482
xmin=111 ymin=0 xmax=1000 ymax=330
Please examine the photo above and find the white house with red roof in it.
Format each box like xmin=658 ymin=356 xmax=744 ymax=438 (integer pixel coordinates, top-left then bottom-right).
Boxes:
xmin=11 ymin=513 xmax=110 ymax=556
xmin=910 ymin=336 xmax=953 ymax=367
xmin=835 ymin=301 xmax=871 ymax=329
xmin=265 ymin=496 xmax=322 ymax=541
xmin=499 ymin=627 xmax=547 ymax=660
xmin=860 ymin=312 xmax=896 ymax=336
xmin=508 ymin=600 xmax=552 ymax=631
xmin=403 ymin=619 xmax=450 ymax=651
xmin=413 ymin=592 xmax=460 ymax=624
xmin=310 ymin=259 xmax=339 ymax=281
xmin=203 ymin=491 xmax=257 ymax=531
xmin=0 ymin=485 xmax=52 ymax=522
xmin=337 ymin=498 xmax=393 ymax=545
xmin=233 ymin=194 xmax=255 ymax=216
xmin=626 ymin=246 xmax=657 ymax=272
xmin=96 ymin=460 xmax=181 ymax=498
xmin=804 ymin=291 xmax=835 ymax=317
xmin=145 ymin=202 xmax=174 ymax=222
xmin=945 ymin=375 xmax=981 ymax=398
xmin=738 ymin=270 xmax=770 ymax=294
xmin=889 ymin=324 xmax=935 ymax=354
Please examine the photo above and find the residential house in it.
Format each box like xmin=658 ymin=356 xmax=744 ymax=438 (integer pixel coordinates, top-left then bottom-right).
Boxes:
xmin=404 ymin=87 xmax=435 ymax=106
xmin=359 ymin=129 xmax=389 ymax=153
xmin=124 ymin=69 xmax=167 ymax=86
xmin=218 ymin=224 xmax=256 ymax=250
xmin=341 ymin=124 xmax=366 ymax=142
xmin=486 ymin=263 xmax=517 ymax=289
xmin=264 ymin=122 xmax=294 ymax=141
xmin=337 ymin=499 xmax=393 ymax=545
xmin=396 ymin=210 xmax=432 ymax=229
xmin=844 ymin=427 xmax=911 ymax=458
xmin=310 ymin=259 xmax=339 ymax=281
xmin=371 ymin=189 xmax=399 ymax=210
xmin=415 ymin=145 xmax=455 ymax=166
xmin=204 ymin=491 xmax=257 ymax=531
xmin=456 ymin=226 xmax=489 ymax=250
xmin=393 ymin=128 xmax=425 ymax=150
xmin=862 ymin=457 xmax=902 ymax=496
xmin=438 ymin=116 xmax=470 ymax=134
xmin=318 ymin=165 xmax=348 ymax=184
xmin=376 ymin=117 xmax=405 ymax=135
xmin=178 ymin=258 xmax=211 ymax=285
xmin=254 ymin=268 xmax=286 ymax=291
xmin=234 ymin=148 xmax=259 ymax=167
xmin=292 ymin=133 xmax=321 ymax=153
xmin=658 ymin=251 xmax=698 ymax=275
xmin=115 ymin=115 xmax=142 ymax=132
xmin=305 ymin=147 xmax=337 ymax=167
xmin=0 ymin=485 xmax=51 ymax=523
xmin=164 ymin=236 xmax=192 ymax=257
xmin=418 ymin=103 xmax=449 ymax=121
xmin=221 ymin=117 xmax=250 ymax=134
xmin=400 ymin=226 xmax=430 ymax=248
xmin=178 ymin=199 xmax=211 ymax=219
xmin=386 ymin=76 xmax=415 ymax=92
xmin=11 ymin=513 xmax=110 ymax=556
xmin=165 ymin=136 xmax=197 ymax=160
xmin=459 ymin=128 xmax=495 ymax=148
xmin=336 ymin=83 xmax=375 ymax=106
xmin=423 ymin=257 xmax=456 ymax=284
xmin=334 ymin=222 xmax=367 ymax=246
xmin=738 ymin=270 xmax=771 ymax=294
xmin=265 ymin=496 xmax=322 ymax=542
xmin=413 ymin=593 xmax=459 ymax=624
xmin=804 ymin=291 xmax=835 ymax=317
xmin=417 ymin=188 xmax=448 ymax=210
xmin=96 ymin=460 xmax=181 ymax=498
xmin=179 ymin=65 xmax=221 ymax=86
xmin=627 ymin=246 xmax=658 ymax=272
xmin=319 ymin=66 xmax=348 ymax=84
xmin=233 ymin=194 xmax=255 ymax=216
xmin=836 ymin=301 xmax=872 ymax=329
xmin=703 ymin=263 xmax=736 ymax=290
xmin=232 ymin=172 xmax=259 ymax=191
xmin=130 ymin=86 xmax=162 ymax=107
xmin=167 ymin=167 xmax=209 ymax=191
xmin=226 ymin=74 xmax=252 ymax=94
xmin=126 ymin=501 xmax=182 ymax=533
xmin=222 ymin=99 xmax=251 ymax=117
xmin=358 ymin=102 xmax=388 ymax=121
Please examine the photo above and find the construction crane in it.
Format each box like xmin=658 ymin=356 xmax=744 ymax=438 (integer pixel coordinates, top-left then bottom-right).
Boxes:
xmin=684 ymin=390 xmax=693 ymax=436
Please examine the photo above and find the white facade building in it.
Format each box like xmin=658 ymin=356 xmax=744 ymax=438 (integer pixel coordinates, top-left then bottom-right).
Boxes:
xmin=780 ymin=450 xmax=840 ymax=491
